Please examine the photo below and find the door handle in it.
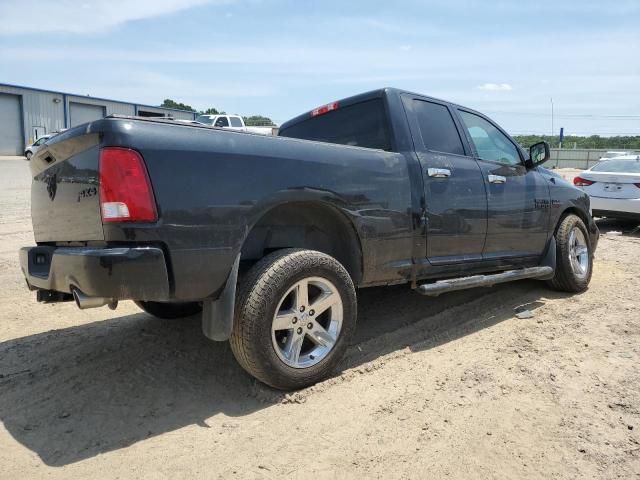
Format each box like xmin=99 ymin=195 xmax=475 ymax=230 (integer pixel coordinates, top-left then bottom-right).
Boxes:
xmin=488 ymin=174 xmax=506 ymax=184
xmin=428 ymin=168 xmax=451 ymax=178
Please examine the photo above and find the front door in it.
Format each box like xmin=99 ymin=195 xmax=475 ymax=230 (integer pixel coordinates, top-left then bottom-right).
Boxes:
xmin=456 ymin=109 xmax=550 ymax=259
xmin=403 ymin=96 xmax=488 ymax=265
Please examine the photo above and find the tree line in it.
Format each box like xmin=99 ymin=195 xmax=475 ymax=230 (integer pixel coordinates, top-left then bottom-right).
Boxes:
xmin=159 ymin=99 xmax=276 ymax=126
xmin=513 ymin=134 xmax=640 ymax=150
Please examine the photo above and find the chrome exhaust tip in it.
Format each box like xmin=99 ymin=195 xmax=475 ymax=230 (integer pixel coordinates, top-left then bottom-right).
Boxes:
xmin=72 ymin=288 xmax=117 ymax=310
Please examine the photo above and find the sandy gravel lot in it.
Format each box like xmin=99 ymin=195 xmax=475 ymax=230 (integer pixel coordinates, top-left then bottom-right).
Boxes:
xmin=1 ymin=159 xmax=639 ymax=479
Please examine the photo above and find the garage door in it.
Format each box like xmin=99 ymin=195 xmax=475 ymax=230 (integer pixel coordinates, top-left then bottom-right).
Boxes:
xmin=0 ymin=93 xmax=23 ymax=155
xmin=69 ymin=102 xmax=105 ymax=127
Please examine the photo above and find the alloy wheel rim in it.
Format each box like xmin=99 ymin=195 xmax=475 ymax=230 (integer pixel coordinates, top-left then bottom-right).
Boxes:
xmin=271 ymin=276 xmax=343 ymax=369
xmin=568 ymin=227 xmax=589 ymax=280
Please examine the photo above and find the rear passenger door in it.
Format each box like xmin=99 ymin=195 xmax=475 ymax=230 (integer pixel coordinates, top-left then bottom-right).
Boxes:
xmin=402 ymin=96 xmax=488 ymax=264
xmin=455 ymin=109 xmax=550 ymax=259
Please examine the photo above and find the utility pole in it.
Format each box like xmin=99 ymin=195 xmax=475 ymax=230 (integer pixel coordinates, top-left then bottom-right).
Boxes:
xmin=550 ymin=97 xmax=554 ymax=146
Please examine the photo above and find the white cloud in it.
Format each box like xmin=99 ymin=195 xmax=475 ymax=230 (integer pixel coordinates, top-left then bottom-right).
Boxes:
xmin=0 ymin=0 xmax=226 ymax=35
xmin=476 ymin=83 xmax=513 ymax=91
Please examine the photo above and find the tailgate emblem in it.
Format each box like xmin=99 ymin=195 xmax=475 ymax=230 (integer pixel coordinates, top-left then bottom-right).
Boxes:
xmin=46 ymin=173 xmax=57 ymax=201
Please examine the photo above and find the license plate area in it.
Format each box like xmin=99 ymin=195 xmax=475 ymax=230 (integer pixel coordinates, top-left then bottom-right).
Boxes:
xmin=26 ymin=246 xmax=56 ymax=278
xmin=604 ymin=183 xmax=622 ymax=192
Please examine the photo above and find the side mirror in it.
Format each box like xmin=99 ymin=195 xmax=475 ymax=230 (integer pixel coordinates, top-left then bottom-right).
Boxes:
xmin=526 ymin=141 xmax=550 ymax=168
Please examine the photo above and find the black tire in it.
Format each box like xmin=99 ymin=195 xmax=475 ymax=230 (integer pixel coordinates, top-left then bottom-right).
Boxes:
xmin=230 ymin=249 xmax=357 ymax=390
xmin=135 ymin=301 xmax=202 ymax=319
xmin=546 ymin=214 xmax=593 ymax=292
xmin=25 ymin=151 xmax=32 ymax=160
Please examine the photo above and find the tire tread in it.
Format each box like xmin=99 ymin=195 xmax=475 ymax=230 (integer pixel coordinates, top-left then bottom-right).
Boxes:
xmin=547 ymin=214 xmax=592 ymax=293
xmin=230 ymin=249 xmax=356 ymax=390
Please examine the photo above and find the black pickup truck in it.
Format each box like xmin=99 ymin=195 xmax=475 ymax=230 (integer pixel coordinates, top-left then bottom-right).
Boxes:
xmin=20 ymin=88 xmax=598 ymax=390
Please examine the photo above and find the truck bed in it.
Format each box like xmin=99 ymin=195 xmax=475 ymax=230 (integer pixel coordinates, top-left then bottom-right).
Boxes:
xmin=28 ymin=115 xmax=413 ymax=301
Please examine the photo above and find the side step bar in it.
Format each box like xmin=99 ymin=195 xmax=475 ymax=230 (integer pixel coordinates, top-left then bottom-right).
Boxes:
xmin=416 ymin=266 xmax=553 ymax=297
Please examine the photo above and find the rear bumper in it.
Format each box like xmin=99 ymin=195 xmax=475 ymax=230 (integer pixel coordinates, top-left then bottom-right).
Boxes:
xmin=591 ymin=196 xmax=640 ymax=218
xmin=20 ymin=246 xmax=170 ymax=301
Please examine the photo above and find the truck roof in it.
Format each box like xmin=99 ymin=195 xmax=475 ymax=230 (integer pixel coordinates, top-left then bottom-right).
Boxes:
xmin=279 ymin=87 xmax=462 ymax=131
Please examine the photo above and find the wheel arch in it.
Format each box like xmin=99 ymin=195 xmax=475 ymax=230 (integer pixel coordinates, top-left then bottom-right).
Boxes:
xmin=240 ymin=201 xmax=364 ymax=285
xmin=555 ymin=206 xmax=591 ymax=235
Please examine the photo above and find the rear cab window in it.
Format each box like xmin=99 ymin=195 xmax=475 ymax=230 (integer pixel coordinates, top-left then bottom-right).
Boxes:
xmin=279 ymin=99 xmax=392 ymax=151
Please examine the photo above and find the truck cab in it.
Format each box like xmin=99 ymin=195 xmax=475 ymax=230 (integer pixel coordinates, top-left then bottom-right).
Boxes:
xmin=279 ymin=88 xmax=597 ymax=273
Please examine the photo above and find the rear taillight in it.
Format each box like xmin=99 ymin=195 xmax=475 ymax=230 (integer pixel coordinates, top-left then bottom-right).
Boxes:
xmin=311 ymin=101 xmax=339 ymax=117
xmin=573 ymin=176 xmax=595 ymax=187
xmin=99 ymin=147 xmax=157 ymax=223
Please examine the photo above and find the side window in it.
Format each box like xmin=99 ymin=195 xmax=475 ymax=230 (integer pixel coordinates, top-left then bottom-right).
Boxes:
xmin=458 ymin=110 xmax=520 ymax=166
xmin=413 ymin=100 xmax=465 ymax=155
xmin=33 ymin=138 xmax=44 ymax=146
xmin=214 ymin=116 xmax=229 ymax=128
xmin=229 ymin=116 xmax=243 ymax=127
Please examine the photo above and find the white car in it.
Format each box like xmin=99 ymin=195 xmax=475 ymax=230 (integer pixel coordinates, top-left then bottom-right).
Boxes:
xmin=24 ymin=134 xmax=52 ymax=160
xmin=574 ymin=155 xmax=640 ymax=220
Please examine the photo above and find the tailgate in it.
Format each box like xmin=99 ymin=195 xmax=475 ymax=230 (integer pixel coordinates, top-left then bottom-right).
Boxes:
xmin=30 ymin=130 xmax=104 ymax=242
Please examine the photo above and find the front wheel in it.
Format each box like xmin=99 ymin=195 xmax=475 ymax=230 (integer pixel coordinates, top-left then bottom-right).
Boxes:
xmin=230 ymin=249 xmax=357 ymax=390
xmin=546 ymin=214 xmax=593 ymax=292
xmin=25 ymin=151 xmax=32 ymax=160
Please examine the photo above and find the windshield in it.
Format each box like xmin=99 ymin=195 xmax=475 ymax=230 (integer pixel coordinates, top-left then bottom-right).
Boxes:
xmin=591 ymin=158 xmax=640 ymax=173
xmin=195 ymin=115 xmax=214 ymax=125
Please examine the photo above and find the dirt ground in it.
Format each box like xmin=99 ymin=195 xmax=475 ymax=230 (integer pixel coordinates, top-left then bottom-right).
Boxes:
xmin=1 ymin=158 xmax=639 ymax=479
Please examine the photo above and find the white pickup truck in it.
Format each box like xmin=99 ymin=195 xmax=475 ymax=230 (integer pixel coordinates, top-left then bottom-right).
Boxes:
xmin=194 ymin=114 xmax=276 ymax=135
xmin=195 ymin=114 xmax=246 ymax=130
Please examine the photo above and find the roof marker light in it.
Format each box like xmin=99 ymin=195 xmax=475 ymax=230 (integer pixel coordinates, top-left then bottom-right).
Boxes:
xmin=311 ymin=101 xmax=339 ymax=117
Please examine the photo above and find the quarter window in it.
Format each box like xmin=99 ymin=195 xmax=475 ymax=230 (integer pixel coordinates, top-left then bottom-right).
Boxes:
xmin=459 ymin=111 xmax=520 ymax=166
xmin=413 ymin=100 xmax=464 ymax=155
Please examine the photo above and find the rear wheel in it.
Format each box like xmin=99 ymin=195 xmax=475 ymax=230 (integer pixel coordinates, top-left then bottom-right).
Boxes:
xmin=230 ymin=249 xmax=357 ymax=390
xmin=547 ymin=214 xmax=593 ymax=292
xmin=135 ymin=301 xmax=202 ymax=319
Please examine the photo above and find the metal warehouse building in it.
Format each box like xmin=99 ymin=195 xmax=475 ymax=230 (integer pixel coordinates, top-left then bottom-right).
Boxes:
xmin=0 ymin=83 xmax=197 ymax=155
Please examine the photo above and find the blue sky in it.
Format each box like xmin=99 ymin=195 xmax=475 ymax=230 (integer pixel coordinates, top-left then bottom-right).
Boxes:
xmin=1 ymin=0 xmax=639 ymax=135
